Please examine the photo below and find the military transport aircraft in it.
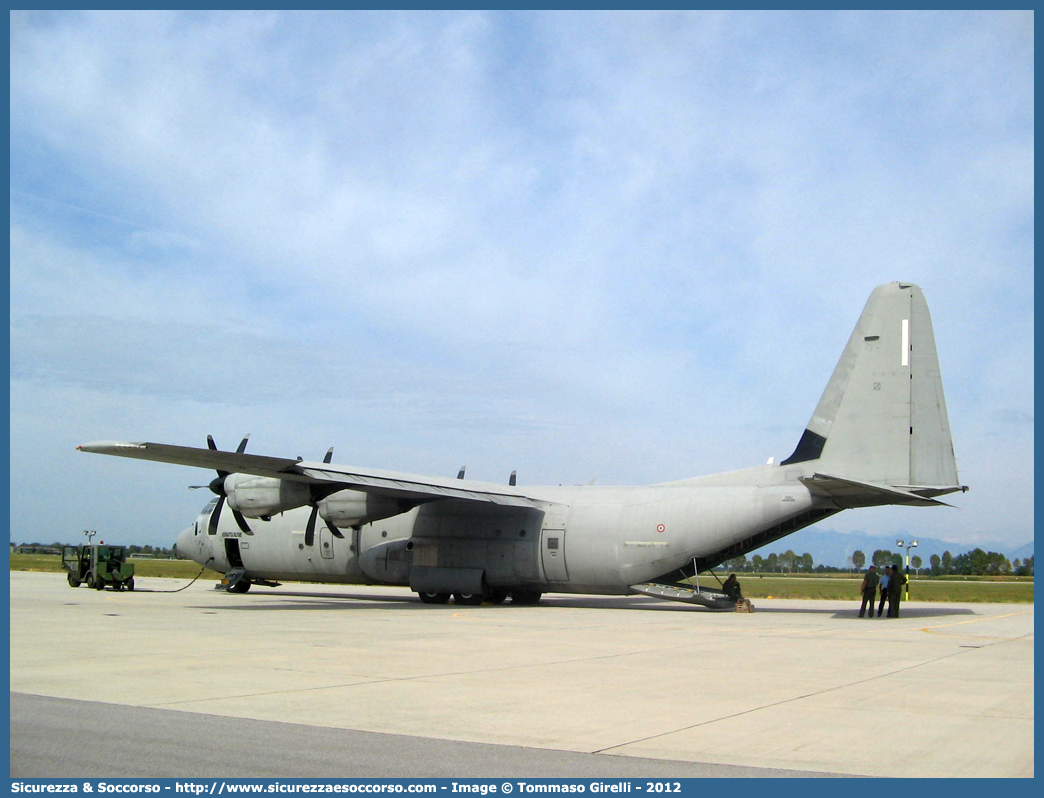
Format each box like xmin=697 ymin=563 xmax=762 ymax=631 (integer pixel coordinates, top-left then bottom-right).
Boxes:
xmin=79 ymin=282 xmax=966 ymax=608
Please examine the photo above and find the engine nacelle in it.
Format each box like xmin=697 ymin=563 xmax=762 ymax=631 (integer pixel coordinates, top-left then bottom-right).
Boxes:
xmin=318 ymin=489 xmax=411 ymax=528
xmin=224 ymin=474 xmax=311 ymax=518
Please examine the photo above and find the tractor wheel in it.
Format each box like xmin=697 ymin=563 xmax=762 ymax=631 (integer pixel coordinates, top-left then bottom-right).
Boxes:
xmin=85 ymin=573 xmax=95 ymax=589
xmin=126 ymin=577 xmax=135 ymax=592
xmin=67 ymin=573 xmax=81 ymax=588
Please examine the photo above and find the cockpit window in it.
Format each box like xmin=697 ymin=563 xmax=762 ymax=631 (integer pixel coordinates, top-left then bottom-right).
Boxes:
xmin=201 ymin=498 xmax=219 ymax=535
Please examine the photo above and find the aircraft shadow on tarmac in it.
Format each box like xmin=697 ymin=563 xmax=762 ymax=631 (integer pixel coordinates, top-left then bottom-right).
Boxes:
xmin=825 ymin=607 xmax=977 ymax=618
xmin=188 ymin=588 xmax=981 ymax=619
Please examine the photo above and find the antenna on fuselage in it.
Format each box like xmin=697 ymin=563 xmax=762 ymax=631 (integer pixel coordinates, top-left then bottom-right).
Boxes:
xmin=457 ymin=466 xmax=466 ymax=479
xmin=509 ymin=470 xmax=517 ymax=486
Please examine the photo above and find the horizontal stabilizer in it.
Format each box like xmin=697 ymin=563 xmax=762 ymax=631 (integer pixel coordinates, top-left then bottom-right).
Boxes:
xmin=800 ymin=473 xmax=957 ymax=508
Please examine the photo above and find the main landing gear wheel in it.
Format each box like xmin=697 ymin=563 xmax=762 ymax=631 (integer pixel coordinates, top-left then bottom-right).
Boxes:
xmin=488 ymin=590 xmax=508 ymax=605
xmin=453 ymin=592 xmax=484 ymax=606
xmin=510 ymin=590 xmax=542 ymax=605
xmin=227 ymin=579 xmax=251 ymax=593
xmin=417 ymin=591 xmax=451 ymax=604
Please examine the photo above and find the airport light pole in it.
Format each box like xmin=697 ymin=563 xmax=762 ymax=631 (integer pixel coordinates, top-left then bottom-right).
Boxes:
xmin=896 ymin=539 xmax=917 ymax=599
xmin=83 ymin=529 xmax=96 ymax=544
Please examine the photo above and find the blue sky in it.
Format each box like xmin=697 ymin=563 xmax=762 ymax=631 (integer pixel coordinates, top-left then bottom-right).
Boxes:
xmin=9 ymin=10 xmax=1034 ymax=553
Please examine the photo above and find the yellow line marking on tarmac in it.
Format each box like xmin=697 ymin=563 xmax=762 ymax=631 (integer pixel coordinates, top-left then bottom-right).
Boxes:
xmin=919 ymin=609 xmax=1034 ymax=635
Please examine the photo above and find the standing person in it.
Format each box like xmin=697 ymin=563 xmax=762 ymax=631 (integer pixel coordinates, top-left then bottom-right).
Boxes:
xmin=877 ymin=566 xmax=891 ymax=617
xmin=888 ymin=566 xmax=906 ymax=617
xmin=858 ymin=565 xmax=879 ymax=617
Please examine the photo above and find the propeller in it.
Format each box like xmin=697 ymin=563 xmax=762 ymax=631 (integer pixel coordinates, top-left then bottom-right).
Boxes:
xmin=304 ymin=447 xmax=345 ymax=546
xmin=189 ymin=435 xmax=254 ymax=536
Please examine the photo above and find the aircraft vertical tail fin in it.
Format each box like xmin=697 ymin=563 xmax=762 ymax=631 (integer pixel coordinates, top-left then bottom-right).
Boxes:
xmin=782 ymin=282 xmax=962 ymax=498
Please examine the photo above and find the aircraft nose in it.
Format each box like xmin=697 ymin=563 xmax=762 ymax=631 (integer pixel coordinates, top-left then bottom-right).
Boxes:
xmin=174 ymin=525 xmax=195 ymax=560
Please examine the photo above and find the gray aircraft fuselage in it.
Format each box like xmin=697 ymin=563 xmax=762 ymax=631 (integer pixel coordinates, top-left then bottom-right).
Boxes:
xmin=177 ymin=464 xmax=818 ymax=594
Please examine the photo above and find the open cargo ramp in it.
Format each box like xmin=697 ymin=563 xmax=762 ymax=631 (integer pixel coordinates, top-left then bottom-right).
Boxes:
xmin=630 ymin=582 xmax=737 ymax=610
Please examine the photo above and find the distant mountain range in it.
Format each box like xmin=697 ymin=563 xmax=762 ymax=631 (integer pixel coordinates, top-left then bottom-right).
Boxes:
xmin=747 ymin=526 xmax=1034 ymax=569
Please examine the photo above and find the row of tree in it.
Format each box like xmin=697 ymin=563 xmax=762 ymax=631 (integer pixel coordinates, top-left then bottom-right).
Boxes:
xmin=722 ymin=548 xmax=1033 ymax=577
xmin=12 ymin=541 xmax=178 ymax=558
xmin=723 ymin=550 xmax=819 ymax=573
xmin=852 ymin=548 xmax=1033 ymax=576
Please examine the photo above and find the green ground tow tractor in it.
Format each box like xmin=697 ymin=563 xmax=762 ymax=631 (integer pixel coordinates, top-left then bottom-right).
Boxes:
xmin=63 ymin=544 xmax=135 ymax=591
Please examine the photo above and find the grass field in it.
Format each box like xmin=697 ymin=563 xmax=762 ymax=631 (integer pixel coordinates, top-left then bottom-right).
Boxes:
xmin=11 ymin=553 xmax=224 ymax=581
xmin=710 ymin=575 xmax=1034 ymax=603
xmin=11 ymin=553 xmax=1034 ymax=602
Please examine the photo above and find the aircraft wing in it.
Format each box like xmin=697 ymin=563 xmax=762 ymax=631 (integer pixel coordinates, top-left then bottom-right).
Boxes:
xmin=77 ymin=441 xmax=542 ymax=509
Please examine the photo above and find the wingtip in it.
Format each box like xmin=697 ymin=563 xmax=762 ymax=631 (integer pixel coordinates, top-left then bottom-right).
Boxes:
xmin=77 ymin=441 xmax=144 ymax=454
